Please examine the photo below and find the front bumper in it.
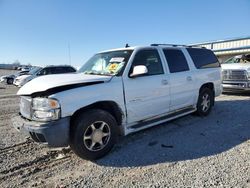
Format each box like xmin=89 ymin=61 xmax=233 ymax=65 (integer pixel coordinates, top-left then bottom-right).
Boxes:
xmin=222 ymin=81 xmax=250 ymax=91
xmin=13 ymin=80 xmax=22 ymax=87
xmin=12 ymin=115 xmax=70 ymax=147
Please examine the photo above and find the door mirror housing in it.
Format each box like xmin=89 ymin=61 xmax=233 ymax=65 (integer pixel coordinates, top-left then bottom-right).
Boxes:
xmin=130 ymin=65 xmax=148 ymax=78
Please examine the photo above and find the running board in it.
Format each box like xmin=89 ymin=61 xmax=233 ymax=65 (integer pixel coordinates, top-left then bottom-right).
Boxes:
xmin=130 ymin=106 xmax=195 ymax=129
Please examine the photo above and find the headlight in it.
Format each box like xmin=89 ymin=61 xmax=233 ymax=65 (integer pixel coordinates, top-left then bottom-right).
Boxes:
xmin=32 ymin=98 xmax=60 ymax=121
xmin=20 ymin=78 xmax=29 ymax=85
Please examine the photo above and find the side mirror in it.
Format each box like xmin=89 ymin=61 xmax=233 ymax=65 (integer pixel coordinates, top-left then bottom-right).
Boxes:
xmin=130 ymin=65 xmax=148 ymax=78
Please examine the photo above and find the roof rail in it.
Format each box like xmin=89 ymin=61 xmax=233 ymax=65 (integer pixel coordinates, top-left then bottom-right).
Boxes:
xmin=189 ymin=44 xmax=207 ymax=49
xmin=150 ymin=43 xmax=192 ymax=47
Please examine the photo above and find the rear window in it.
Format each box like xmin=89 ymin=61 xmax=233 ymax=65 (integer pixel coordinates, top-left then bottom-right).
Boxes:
xmin=187 ymin=48 xmax=220 ymax=69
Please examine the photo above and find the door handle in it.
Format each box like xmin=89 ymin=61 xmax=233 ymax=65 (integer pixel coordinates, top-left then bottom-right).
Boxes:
xmin=162 ymin=79 xmax=168 ymax=85
xmin=186 ymin=76 xmax=192 ymax=81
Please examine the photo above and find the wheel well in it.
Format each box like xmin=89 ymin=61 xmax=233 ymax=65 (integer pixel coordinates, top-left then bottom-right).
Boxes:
xmin=70 ymin=101 xmax=124 ymax=127
xmin=199 ymin=82 xmax=215 ymax=105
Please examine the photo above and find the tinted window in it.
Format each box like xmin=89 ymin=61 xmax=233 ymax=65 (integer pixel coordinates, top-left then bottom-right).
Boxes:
xmin=130 ymin=49 xmax=164 ymax=76
xmin=52 ymin=67 xmax=67 ymax=74
xmin=163 ymin=49 xmax=189 ymax=73
xmin=65 ymin=67 xmax=76 ymax=72
xmin=187 ymin=48 xmax=220 ymax=68
xmin=38 ymin=68 xmax=51 ymax=75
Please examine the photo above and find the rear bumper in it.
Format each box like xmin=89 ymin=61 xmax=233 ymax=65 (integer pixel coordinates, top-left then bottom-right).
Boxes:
xmin=12 ymin=115 xmax=70 ymax=147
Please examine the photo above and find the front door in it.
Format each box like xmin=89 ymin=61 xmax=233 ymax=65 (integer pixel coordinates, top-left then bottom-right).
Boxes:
xmin=123 ymin=49 xmax=170 ymax=125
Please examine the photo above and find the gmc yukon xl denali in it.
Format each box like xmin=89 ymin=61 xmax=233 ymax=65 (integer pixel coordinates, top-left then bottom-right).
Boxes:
xmin=12 ymin=44 xmax=222 ymax=160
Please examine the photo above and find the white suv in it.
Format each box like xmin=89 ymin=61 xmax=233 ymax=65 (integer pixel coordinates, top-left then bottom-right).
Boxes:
xmin=12 ymin=44 xmax=222 ymax=160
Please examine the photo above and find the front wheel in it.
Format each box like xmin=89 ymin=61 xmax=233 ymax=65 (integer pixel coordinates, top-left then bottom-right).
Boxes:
xmin=7 ymin=78 xmax=14 ymax=84
xmin=196 ymin=88 xmax=213 ymax=116
xmin=70 ymin=109 xmax=118 ymax=160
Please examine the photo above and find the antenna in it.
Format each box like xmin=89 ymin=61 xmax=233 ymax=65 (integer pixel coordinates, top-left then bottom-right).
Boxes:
xmin=125 ymin=43 xmax=130 ymax=48
xmin=68 ymin=43 xmax=71 ymax=65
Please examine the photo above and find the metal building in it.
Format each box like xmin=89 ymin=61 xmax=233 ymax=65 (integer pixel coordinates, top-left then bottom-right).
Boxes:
xmin=191 ymin=36 xmax=250 ymax=62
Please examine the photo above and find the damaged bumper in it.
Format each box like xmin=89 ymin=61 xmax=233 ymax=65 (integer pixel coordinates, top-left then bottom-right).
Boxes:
xmin=12 ymin=115 xmax=70 ymax=147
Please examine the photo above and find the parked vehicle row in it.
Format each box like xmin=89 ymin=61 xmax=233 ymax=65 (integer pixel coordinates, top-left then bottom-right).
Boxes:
xmin=12 ymin=44 xmax=222 ymax=160
xmin=0 ymin=70 xmax=30 ymax=84
xmin=13 ymin=65 xmax=76 ymax=87
xmin=0 ymin=65 xmax=76 ymax=87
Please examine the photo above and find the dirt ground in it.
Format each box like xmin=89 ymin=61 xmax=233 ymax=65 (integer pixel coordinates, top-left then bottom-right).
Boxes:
xmin=0 ymin=69 xmax=249 ymax=188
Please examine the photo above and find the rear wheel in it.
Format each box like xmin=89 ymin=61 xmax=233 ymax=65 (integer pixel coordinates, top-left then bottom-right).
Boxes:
xmin=70 ymin=109 xmax=118 ymax=160
xmin=196 ymin=88 xmax=213 ymax=116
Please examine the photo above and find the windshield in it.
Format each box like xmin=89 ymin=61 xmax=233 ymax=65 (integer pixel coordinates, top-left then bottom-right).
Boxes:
xmin=223 ymin=54 xmax=250 ymax=64
xmin=78 ymin=50 xmax=133 ymax=76
xmin=28 ymin=67 xmax=42 ymax=75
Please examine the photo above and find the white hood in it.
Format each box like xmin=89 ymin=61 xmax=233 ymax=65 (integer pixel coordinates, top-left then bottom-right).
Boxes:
xmin=17 ymin=73 xmax=112 ymax=95
xmin=221 ymin=63 xmax=250 ymax=70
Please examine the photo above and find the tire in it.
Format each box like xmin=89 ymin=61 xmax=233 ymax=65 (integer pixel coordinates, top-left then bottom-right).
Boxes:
xmin=70 ymin=109 xmax=118 ymax=160
xmin=7 ymin=78 xmax=14 ymax=84
xmin=196 ymin=87 xmax=213 ymax=116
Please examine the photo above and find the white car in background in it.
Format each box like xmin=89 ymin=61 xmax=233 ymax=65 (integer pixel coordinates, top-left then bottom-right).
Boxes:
xmin=14 ymin=66 xmax=42 ymax=87
xmin=21 ymin=67 xmax=31 ymax=71
xmin=0 ymin=70 xmax=30 ymax=84
xmin=14 ymin=65 xmax=76 ymax=87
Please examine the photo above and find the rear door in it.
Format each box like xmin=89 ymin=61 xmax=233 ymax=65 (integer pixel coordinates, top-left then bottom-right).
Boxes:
xmin=162 ymin=48 xmax=196 ymax=111
xmin=122 ymin=48 xmax=170 ymax=124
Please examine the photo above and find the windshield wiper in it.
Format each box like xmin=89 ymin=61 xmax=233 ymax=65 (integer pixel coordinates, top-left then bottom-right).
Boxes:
xmin=84 ymin=71 xmax=113 ymax=76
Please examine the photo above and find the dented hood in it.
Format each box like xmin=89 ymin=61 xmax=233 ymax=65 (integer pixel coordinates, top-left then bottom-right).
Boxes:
xmin=17 ymin=73 xmax=112 ymax=96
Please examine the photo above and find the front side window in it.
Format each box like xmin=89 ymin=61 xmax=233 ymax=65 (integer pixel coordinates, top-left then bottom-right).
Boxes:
xmin=163 ymin=49 xmax=189 ymax=73
xmin=129 ymin=49 xmax=164 ymax=76
xmin=78 ymin=50 xmax=133 ymax=76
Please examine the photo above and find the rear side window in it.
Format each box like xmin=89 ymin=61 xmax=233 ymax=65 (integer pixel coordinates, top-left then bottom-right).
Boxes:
xmin=65 ymin=67 xmax=76 ymax=72
xmin=55 ymin=67 xmax=68 ymax=74
xmin=187 ymin=48 xmax=220 ymax=69
xmin=51 ymin=67 xmax=76 ymax=74
xmin=51 ymin=67 xmax=64 ymax=74
xmin=163 ymin=49 xmax=189 ymax=73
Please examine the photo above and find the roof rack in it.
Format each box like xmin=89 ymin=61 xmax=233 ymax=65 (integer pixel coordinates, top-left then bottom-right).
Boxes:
xmin=150 ymin=43 xmax=190 ymax=47
xmin=150 ymin=43 xmax=207 ymax=49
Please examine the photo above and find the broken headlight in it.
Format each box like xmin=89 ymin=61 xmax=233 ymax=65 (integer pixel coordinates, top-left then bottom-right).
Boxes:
xmin=32 ymin=98 xmax=61 ymax=121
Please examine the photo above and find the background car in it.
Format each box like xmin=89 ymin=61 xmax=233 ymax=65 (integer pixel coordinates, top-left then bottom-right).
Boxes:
xmin=221 ymin=54 xmax=250 ymax=92
xmin=0 ymin=70 xmax=30 ymax=84
xmin=14 ymin=65 xmax=76 ymax=87
xmin=21 ymin=67 xmax=31 ymax=71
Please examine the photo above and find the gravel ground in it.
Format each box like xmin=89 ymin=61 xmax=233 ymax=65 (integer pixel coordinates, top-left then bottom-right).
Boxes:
xmin=0 ymin=69 xmax=249 ymax=188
